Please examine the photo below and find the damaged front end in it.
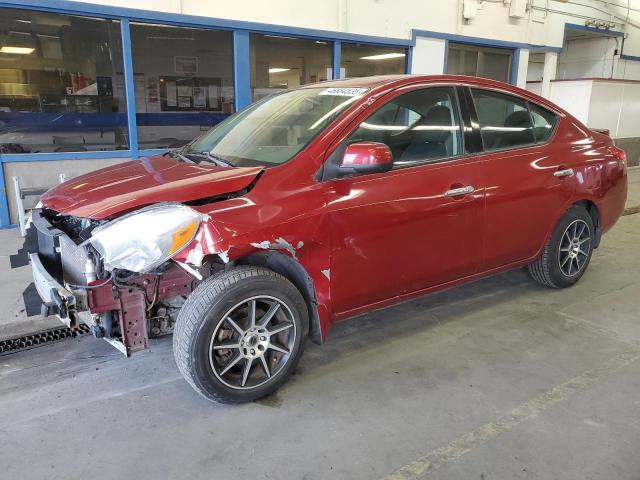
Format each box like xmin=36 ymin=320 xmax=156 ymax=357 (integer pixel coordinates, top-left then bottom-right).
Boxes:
xmin=13 ymin=205 xmax=221 ymax=355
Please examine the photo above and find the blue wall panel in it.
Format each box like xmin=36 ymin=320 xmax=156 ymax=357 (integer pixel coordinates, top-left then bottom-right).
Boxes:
xmin=233 ymin=30 xmax=251 ymax=111
xmin=333 ymin=41 xmax=342 ymax=79
xmin=120 ymin=19 xmax=139 ymax=159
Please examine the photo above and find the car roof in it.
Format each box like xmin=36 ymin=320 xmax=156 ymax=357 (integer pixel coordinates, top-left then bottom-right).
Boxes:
xmin=300 ymin=74 xmax=567 ymax=117
xmin=300 ymin=74 xmax=514 ymax=90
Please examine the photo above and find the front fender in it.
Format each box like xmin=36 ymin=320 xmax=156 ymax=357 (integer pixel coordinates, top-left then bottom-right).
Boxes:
xmin=174 ymin=216 xmax=334 ymax=342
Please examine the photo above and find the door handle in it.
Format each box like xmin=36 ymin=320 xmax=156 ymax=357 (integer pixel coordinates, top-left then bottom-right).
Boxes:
xmin=554 ymin=168 xmax=574 ymax=178
xmin=444 ymin=185 xmax=475 ymax=197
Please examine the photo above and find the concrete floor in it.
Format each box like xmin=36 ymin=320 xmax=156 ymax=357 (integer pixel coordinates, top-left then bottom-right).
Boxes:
xmin=0 ymin=207 xmax=639 ymax=478
xmin=628 ymin=166 xmax=640 ymax=209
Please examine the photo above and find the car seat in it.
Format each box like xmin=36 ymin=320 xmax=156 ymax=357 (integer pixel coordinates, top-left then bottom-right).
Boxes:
xmin=492 ymin=110 xmax=535 ymax=149
xmin=399 ymin=105 xmax=452 ymax=163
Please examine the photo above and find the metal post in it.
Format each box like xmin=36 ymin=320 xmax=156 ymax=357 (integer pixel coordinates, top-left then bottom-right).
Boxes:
xmin=233 ymin=30 xmax=251 ymax=111
xmin=120 ymin=19 xmax=139 ymax=158
xmin=0 ymin=160 xmax=10 ymax=228
xmin=12 ymin=176 xmax=25 ymax=236
xmin=541 ymin=52 xmax=558 ymax=99
xmin=333 ymin=41 xmax=342 ymax=79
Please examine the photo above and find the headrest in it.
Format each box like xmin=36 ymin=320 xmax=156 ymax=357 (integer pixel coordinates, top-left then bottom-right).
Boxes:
xmin=501 ymin=109 xmax=535 ymax=145
xmin=412 ymin=105 xmax=453 ymax=143
xmin=504 ymin=110 xmax=532 ymax=128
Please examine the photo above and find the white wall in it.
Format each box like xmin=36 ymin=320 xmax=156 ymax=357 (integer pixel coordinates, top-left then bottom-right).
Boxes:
xmin=547 ymin=80 xmax=593 ymax=124
xmin=589 ymin=80 xmax=640 ymax=137
xmin=515 ymin=48 xmax=530 ymax=88
xmin=527 ymin=78 xmax=640 ymax=139
xmin=616 ymin=59 xmax=640 ymax=80
xmin=557 ymin=36 xmax=619 ymax=79
xmin=527 ymin=53 xmax=545 ymax=82
xmin=66 ymin=0 xmax=640 ymax=57
xmin=411 ymin=37 xmax=446 ymax=75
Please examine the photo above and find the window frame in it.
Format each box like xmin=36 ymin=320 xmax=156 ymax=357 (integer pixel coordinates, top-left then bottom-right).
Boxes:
xmin=526 ymin=101 xmax=560 ymax=145
xmin=321 ymin=84 xmax=469 ymax=180
xmin=466 ymin=86 xmax=561 ymax=155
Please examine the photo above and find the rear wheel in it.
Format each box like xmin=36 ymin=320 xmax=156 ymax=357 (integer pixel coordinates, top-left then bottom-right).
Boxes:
xmin=528 ymin=205 xmax=595 ymax=288
xmin=173 ymin=266 xmax=308 ymax=404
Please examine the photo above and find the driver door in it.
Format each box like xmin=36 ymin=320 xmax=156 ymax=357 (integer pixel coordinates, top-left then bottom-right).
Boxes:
xmin=325 ymin=86 xmax=485 ymax=315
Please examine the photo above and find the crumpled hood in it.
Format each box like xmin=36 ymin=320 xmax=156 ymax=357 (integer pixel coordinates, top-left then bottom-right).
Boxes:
xmin=41 ymin=155 xmax=263 ymax=219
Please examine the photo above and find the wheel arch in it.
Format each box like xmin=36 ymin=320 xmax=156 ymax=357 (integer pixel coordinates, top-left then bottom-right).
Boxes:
xmin=234 ymin=251 xmax=324 ymax=345
xmin=572 ymin=199 xmax=601 ymax=248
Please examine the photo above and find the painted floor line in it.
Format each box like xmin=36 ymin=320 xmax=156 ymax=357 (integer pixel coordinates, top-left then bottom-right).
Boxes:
xmin=382 ymin=349 xmax=640 ymax=480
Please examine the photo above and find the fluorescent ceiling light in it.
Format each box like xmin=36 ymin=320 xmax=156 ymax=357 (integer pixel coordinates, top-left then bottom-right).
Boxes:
xmin=269 ymin=67 xmax=291 ymax=73
xmin=0 ymin=46 xmax=35 ymax=54
xmin=264 ymin=35 xmax=296 ymax=40
xmin=147 ymin=36 xmax=195 ymax=41
xmin=360 ymin=52 xmax=406 ymax=61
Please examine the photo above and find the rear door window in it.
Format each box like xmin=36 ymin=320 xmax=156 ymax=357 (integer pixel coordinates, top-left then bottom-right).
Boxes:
xmin=470 ymin=88 xmax=535 ymax=151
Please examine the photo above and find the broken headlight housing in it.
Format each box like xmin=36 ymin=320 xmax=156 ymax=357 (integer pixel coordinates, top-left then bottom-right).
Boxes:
xmin=87 ymin=204 xmax=202 ymax=273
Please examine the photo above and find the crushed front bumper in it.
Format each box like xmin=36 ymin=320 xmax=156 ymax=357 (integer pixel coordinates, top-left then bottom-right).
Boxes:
xmin=12 ymin=208 xmax=200 ymax=356
xmin=29 ymin=252 xmax=78 ymax=327
xmin=11 ymin=208 xmax=89 ymax=329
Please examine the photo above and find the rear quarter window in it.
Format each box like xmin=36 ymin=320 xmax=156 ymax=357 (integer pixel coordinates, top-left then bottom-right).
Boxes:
xmin=529 ymin=102 xmax=558 ymax=143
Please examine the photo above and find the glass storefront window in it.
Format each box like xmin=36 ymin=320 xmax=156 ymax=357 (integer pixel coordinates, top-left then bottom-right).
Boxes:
xmin=130 ymin=23 xmax=234 ymax=150
xmin=340 ymin=43 xmax=407 ymax=78
xmin=0 ymin=9 xmax=127 ymax=153
xmin=250 ymin=34 xmax=332 ymax=101
xmin=447 ymin=43 xmax=512 ymax=82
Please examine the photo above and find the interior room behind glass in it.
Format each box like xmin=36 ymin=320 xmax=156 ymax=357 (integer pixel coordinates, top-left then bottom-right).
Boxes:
xmin=130 ymin=23 xmax=235 ymax=150
xmin=0 ymin=9 xmax=127 ymax=153
xmin=340 ymin=43 xmax=406 ymax=78
xmin=447 ymin=43 xmax=512 ymax=82
xmin=249 ymin=34 xmax=332 ymax=101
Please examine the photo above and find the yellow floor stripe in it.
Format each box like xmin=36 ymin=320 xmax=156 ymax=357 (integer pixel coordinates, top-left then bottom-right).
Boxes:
xmin=383 ymin=350 xmax=640 ymax=480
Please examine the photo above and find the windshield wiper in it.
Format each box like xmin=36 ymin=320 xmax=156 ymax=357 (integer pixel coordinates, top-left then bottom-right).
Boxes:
xmin=166 ymin=149 xmax=197 ymax=164
xmin=184 ymin=150 xmax=233 ymax=168
xmin=175 ymin=152 xmax=196 ymax=164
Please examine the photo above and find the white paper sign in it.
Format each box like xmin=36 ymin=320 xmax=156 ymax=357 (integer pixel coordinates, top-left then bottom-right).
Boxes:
xmin=177 ymin=85 xmax=192 ymax=97
xmin=319 ymin=87 xmax=368 ymax=97
xmin=193 ymin=87 xmax=206 ymax=108
xmin=166 ymin=81 xmax=177 ymax=107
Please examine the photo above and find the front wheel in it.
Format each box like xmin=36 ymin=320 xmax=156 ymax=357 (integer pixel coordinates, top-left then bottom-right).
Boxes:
xmin=173 ymin=266 xmax=308 ymax=404
xmin=528 ymin=205 xmax=595 ymax=288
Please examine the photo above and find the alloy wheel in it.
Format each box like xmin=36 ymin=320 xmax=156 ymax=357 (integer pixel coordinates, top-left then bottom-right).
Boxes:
xmin=208 ymin=295 xmax=297 ymax=390
xmin=558 ymin=219 xmax=591 ymax=277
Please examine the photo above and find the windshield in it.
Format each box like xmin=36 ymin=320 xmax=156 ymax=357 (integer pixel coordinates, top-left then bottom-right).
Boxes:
xmin=181 ymin=87 xmax=369 ymax=167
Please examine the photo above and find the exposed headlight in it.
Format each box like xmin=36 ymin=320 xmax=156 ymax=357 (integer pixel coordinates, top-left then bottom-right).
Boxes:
xmin=88 ymin=204 xmax=201 ymax=273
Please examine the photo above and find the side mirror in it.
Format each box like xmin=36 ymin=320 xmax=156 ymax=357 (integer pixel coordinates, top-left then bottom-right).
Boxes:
xmin=339 ymin=142 xmax=393 ymax=175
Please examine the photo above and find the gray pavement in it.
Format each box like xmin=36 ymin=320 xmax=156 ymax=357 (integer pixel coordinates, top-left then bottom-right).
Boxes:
xmin=0 ymin=208 xmax=639 ymax=479
xmin=627 ymin=166 xmax=640 ymax=210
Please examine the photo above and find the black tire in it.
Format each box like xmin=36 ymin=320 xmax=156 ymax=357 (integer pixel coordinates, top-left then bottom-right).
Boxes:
xmin=528 ymin=205 xmax=595 ymax=288
xmin=173 ymin=265 xmax=308 ymax=404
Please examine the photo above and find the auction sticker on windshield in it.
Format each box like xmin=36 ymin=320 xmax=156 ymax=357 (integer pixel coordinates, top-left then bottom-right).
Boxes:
xmin=319 ymin=87 xmax=368 ymax=96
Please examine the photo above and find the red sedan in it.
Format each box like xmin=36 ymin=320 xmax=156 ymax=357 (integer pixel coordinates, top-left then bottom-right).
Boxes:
xmin=20 ymin=75 xmax=627 ymax=403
